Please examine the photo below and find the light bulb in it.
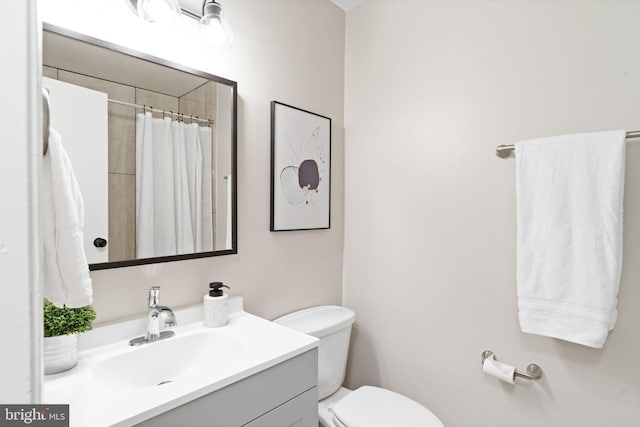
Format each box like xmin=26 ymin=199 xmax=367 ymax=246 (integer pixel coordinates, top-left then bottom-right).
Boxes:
xmin=136 ymin=0 xmax=180 ymax=23
xmin=198 ymin=1 xmax=233 ymax=50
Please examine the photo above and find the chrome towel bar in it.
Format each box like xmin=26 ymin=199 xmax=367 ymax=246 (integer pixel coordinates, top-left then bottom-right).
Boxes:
xmin=495 ymin=130 xmax=640 ymax=158
xmin=481 ymin=350 xmax=542 ymax=381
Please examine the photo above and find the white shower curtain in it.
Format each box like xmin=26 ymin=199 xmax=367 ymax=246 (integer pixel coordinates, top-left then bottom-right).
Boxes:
xmin=136 ymin=112 xmax=213 ymax=258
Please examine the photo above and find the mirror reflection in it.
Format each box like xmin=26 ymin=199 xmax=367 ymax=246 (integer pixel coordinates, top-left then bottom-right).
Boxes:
xmin=42 ymin=26 xmax=237 ymax=270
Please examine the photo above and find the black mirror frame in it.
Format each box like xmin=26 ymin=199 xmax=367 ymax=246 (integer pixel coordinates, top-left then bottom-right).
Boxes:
xmin=43 ymin=23 xmax=238 ymax=271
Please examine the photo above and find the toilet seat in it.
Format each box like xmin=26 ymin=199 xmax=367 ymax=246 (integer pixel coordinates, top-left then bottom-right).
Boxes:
xmin=330 ymin=386 xmax=444 ymax=427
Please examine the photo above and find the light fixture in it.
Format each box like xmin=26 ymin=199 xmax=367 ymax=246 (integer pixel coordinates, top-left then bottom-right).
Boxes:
xmin=198 ymin=1 xmax=234 ymax=49
xmin=126 ymin=0 xmax=181 ymax=24
xmin=125 ymin=0 xmax=233 ymax=49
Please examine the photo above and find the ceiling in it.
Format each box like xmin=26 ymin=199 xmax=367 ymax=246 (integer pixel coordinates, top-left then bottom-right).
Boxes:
xmin=329 ymin=0 xmax=367 ymax=11
xmin=43 ymin=31 xmax=210 ymax=97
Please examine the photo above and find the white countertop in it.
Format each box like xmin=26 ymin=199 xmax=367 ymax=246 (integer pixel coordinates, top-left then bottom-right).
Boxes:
xmin=44 ymin=299 xmax=318 ymax=426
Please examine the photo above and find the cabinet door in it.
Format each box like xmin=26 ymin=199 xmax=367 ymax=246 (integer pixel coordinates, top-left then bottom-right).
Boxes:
xmin=136 ymin=350 xmax=317 ymax=427
xmin=243 ymin=388 xmax=317 ymax=427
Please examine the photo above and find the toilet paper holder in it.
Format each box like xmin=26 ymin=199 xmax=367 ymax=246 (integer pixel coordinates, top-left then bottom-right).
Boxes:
xmin=481 ymin=350 xmax=543 ymax=381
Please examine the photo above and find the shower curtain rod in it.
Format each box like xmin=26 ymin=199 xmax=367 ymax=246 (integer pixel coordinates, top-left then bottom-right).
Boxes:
xmin=495 ymin=130 xmax=640 ymax=158
xmin=108 ymin=98 xmax=215 ymax=125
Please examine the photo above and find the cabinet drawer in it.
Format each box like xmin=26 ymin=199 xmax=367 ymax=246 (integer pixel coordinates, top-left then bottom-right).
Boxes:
xmin=243 ymin=387 xmax=317 ymax=427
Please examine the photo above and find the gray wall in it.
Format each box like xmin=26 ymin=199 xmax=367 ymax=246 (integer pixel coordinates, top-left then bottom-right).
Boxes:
xmin=343 ymin=1 xmax=640 ymax=426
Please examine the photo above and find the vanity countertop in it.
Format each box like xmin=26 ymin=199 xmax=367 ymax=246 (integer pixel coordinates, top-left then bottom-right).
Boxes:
xmin=44 ymin=299 xmax=318 ymax=427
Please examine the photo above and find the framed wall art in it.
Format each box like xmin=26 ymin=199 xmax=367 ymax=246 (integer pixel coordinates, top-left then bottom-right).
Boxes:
xmin=270 ymin=101 xmax=331 ymax=231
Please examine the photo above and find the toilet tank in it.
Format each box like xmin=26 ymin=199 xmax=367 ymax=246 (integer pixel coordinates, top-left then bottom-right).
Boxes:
xmin=274 ymin=305 xmax=356 ymax=400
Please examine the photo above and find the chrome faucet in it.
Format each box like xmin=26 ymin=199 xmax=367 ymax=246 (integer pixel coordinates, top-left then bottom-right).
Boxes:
xmin=129 ymin=286 xmax=177 ymax=346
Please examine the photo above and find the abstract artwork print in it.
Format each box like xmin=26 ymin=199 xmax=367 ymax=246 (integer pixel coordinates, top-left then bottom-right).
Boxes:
xmin=270 ymin=101 xmax=331 ymax=231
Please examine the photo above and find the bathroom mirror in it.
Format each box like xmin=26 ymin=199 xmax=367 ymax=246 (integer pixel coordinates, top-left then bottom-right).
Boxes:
xmin=42 ymin=24 xmax=237 ymax=270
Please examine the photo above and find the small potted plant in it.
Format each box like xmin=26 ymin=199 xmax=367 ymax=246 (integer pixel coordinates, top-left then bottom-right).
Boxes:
xmin=43 ymin=301 xmax=96 ymax=375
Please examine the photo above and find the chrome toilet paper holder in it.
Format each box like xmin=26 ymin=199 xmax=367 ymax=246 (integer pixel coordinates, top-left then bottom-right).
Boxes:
xmin=481 ymin=350 xmax=543 ymax=381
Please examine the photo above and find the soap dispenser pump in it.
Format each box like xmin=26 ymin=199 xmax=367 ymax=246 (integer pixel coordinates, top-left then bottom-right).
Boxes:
xmin=203 ymin=282 xmax=230 ymax=328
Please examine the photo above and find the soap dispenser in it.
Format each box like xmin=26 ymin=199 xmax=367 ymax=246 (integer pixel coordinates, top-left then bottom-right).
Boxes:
xmin=203 ymin=282 xmax=230 ymax=328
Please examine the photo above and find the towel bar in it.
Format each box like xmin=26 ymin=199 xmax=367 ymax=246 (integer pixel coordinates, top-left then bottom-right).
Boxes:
xmin=495 ymin=130 xmax=640 ymax=158
xmin=481 ymin=350 xmax=542 ymax=381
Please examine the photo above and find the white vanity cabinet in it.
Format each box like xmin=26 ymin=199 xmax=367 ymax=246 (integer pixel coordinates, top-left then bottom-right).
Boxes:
xmin=45 ymin=304 xmax=319 ymax=427
xmin=136 ymin=349 xmax=318 ymax=427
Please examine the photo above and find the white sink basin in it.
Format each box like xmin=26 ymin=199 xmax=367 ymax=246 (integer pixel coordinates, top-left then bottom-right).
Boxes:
xmin=92 ymin=332 xmax=242 ymax=389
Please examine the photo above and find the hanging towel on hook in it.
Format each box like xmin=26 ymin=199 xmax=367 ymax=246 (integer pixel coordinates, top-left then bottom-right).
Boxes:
xmin=515 ymin=130 xmax=626 ymax=348
xmin=42 ymin=129 xmax=93 ymax=308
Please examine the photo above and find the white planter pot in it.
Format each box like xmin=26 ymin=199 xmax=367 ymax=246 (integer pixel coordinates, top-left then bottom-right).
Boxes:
xmin=44 ymin=334 xmax=78 ymax=375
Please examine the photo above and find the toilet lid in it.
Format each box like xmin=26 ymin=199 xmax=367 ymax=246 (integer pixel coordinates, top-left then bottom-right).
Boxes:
xmin=331 ymin=386 xmax=444 ymax=427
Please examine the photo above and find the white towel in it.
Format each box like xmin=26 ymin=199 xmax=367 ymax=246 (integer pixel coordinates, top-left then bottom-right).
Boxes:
xmin=42 ymin=129 xmax=93 ymax=308
xmin=516 ymin=130 xmax=626 ymax=348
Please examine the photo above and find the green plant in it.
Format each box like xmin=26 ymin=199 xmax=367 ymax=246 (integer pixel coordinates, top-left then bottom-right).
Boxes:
xmin=43 ymin=301 xmax=96 ymax=337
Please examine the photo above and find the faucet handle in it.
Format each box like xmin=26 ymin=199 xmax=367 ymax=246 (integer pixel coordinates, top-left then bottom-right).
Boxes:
xmin=148 ymin=286 xmax=161 ymax=308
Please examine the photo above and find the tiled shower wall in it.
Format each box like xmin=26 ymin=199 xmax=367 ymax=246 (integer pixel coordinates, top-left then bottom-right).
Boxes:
xmin=42 ymin=65 xmax=216 ymax=262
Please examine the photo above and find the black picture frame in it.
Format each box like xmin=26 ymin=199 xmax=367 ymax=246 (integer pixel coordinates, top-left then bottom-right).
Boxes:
xmin=270 ymin=101 xmax=331 ymax=231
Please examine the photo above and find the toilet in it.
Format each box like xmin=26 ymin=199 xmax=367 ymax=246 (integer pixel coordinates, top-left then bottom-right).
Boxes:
xmin=274 ymin=305 xmax=444 ymax=427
